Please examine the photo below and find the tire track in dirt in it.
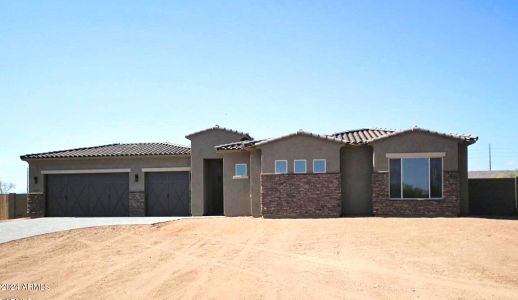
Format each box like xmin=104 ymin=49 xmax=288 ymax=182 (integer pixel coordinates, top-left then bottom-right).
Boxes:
xmin=190 ymin=234 xmax=518 ymax=299
xmin=57 ymin=225 xmax=227 ymax=299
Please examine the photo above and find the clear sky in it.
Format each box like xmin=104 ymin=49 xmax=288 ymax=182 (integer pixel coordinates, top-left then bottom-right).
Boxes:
xmin=1 ymin=1 xmax=517 ymax=192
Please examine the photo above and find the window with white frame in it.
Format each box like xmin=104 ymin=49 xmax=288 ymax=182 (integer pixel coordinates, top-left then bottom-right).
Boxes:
xmin=275 ymin=160 xmax=288 ymax=174
xmin=234 ymin=163 xmax=247 ymax=178
xmin=389 ymin=157 xmax=443 ymax=199
xmin=294 ymin=160 xmax=307 ymax=173
xmin=313 ymin=159 xmax=326 ymax=173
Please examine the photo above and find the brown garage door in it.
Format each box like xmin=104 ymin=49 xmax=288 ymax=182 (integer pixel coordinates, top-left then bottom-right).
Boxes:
xmin=46 ymin=173 xmax=129 ymax=217
xmin=146 ymin=172 xmax=190 ymax=216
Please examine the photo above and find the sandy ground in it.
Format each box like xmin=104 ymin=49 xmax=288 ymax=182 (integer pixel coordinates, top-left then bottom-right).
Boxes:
xmin=0 ymin=217 xmax=518 ymax=299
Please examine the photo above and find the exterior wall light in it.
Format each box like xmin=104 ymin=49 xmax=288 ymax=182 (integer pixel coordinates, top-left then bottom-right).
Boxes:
xmin=34 ymin=176 xmax=38 ymax=184
xmin=135 ymin=174 xmax=139 ymax=182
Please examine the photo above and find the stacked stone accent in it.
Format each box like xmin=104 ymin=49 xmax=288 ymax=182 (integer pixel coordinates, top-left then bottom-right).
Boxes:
xmin=27 ymin=193 xmax=45 ymax=218
xmin=372 ymin=171 xmax=460 ymax=217
xmin=129 ymin=191 xmax=145 ymax=216
xmin=261 ymin=173 xmax=342 ymax=218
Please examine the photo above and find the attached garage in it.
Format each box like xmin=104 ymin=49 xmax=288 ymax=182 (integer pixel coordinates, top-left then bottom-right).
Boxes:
xmin=46 ymin=173 xmax=129 ymax=217
xmin=146 ymin=172 xmax=190 ymax=216
xmin=21 ymin=142 xmax=192 ymax=218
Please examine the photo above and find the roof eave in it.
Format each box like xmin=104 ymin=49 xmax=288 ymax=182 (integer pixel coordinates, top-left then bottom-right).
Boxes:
xmin=20 ymin=153 xmax=191 ymax=161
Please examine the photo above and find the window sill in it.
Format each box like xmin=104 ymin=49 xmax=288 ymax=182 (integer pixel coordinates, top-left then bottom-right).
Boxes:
xmin=233 ymin=176 xmax=249 ymax=180
xmin=389 ymin=198 xmax=444 ymax=201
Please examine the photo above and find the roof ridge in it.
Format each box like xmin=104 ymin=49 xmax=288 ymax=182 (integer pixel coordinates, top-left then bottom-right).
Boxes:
xmin=185 ymin=125 xmax=252 ymax=139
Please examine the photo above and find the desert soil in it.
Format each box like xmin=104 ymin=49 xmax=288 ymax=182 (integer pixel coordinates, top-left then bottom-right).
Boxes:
xmin=0 ymin=217 xmax=518 ymax=299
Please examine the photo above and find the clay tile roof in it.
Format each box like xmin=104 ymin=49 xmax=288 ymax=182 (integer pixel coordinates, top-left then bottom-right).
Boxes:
xmin=20 ymin=142 xmax=191 ymax=160
xmin=366 ymin=126 xmax=478 ymax=144
xmin=185 ymin=125 xmax=252 ymax=140
xmin=328 ymin=128 xmax=396 ymax=144
xmin=329 ymin=127 xmax=477 ymax=145
xmin=215 ymin=139 xmax=265 ymax=151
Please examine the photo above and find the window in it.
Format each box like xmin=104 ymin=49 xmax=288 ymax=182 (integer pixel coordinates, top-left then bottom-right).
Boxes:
xmin=313 ymin=159 xmax=326 ymax=173
xmin=275 ymin=160 xmax=287 ymax=174
xmin=294 ymin=160 xmax=307 ymax=173
xmin=234 ymin=163 xmax=247 ymax=178
xmin=389 ymin=157 xmax=443 ymax=199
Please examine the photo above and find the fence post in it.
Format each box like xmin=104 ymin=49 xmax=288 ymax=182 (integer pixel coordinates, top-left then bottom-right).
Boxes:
xmin=515 ymin=176 xmax=517 ymax=213
xmin=8 ymin=193 xmax=16 ymax=219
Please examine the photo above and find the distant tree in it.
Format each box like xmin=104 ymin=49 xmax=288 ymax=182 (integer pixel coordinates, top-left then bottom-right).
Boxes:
xmin=0 ymin=180 xmax=16 ymax=194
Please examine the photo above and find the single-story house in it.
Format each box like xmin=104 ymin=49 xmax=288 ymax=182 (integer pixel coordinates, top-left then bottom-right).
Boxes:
xmin=21 ymin=125 xmax=477 ymax=218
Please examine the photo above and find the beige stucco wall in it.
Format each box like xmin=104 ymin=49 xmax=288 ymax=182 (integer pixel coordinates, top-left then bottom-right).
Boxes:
xmin=222 ymin=151 xmax=251 ymax=216
xmin=188 ymin=129 xmax=250 ymax=216
xmin=458 ymin=143 xmax=469 ymax=215
xmin=257 ymin=135 xmax=343 ymax=174
xmin=372 ymin=131 xmax=460 ymax=172
xmin=25 ymin=156 xmax=190 ymax=193
xmin=249 ymin=148 xmax=262 ymax=217
xmin=341 ymin=145 xmax=373 ymax=216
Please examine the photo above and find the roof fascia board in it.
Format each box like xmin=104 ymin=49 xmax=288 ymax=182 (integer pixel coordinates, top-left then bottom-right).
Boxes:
xmin=20 ymin=154 xmax=191 ymax=161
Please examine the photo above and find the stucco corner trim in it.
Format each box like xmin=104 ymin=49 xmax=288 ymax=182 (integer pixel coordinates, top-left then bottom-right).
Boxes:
xmin=142 ymin=167 xmax=191 ymax=172
xmin=41 ymin=168 xmax=131 ymax=174
xmin=386 ymin=152 xmax=446 ymax=159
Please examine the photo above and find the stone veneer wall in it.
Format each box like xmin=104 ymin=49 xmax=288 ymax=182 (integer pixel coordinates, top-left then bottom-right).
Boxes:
xmin=261 ymin=173 xmax=342 ymax=218
xmin=129 ymin=191 xmax=145 ymax=216
xmin=372 ymin=171 xmax=460 ymax=217
xmin=27 ymin=193 xmax=45 ymax=218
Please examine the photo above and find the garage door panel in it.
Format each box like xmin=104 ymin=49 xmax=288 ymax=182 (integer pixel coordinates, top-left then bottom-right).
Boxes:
xmin=108 ymin=181 xmax=129 ymax=216
xmin=67 ymin=176 xmax=89 ymax=217
xmin=46 ymin=173 xmax=129 ymax=217
xmin=146 ymin=172 xmax=190 ymax=216
xmin=46 ymin=178 xmax=68 ymax=217
xmin=169 ymin=173 xmax=190 ymax=215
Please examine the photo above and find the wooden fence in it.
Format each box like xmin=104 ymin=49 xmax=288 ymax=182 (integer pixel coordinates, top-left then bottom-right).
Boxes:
xmin=0 ymin=195 xmax=7 ymax=220
xmin=0 ymin=193 xmax=28 ymax=220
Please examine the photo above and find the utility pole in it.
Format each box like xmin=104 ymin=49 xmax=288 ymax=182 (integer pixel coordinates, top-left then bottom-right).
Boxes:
xmin=489 ymin=143 xmax=492 ymax=171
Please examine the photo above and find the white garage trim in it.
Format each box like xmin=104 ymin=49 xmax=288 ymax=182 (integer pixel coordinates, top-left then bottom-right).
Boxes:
xmin=142 ymin=167 xmax=191 ymax=172
xmin=41 ymin=169 xmax=131 ymax=174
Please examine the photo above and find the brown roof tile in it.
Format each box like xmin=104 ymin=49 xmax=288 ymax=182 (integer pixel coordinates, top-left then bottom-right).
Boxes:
xmin=20 ymin=143 xmax=190 ymax=160
xmin=185 ymin=125 xmax=252 ymax=140
xmin=367 ymin=127 xmax=478 ymax=144
xmin=330 ymin=127 xmax=477 ymax=145
xmin=329 ymin=128 xmax=396 ymax=144
xmin=215 ymin=139 xmax=265 ymax=151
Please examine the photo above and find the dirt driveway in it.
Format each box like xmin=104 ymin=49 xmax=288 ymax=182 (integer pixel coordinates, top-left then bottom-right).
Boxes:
xmin=0 ymin=217 xmax=517 ymax=299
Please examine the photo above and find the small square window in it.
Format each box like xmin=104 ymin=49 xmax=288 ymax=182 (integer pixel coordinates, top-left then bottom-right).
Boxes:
xmin=294 ymin=160 xmax=307 ymax=173
xmin=234 ymin=163 xmax=247 ymax=178
xmin=313 ymin=159 xmax=326 ymax=173
xmin=275 ymin=160 xmax=288 ymax=174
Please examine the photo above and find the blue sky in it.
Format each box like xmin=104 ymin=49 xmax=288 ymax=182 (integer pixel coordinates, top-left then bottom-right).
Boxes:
xmin=1 ymin=1 xmax=517 ymax=192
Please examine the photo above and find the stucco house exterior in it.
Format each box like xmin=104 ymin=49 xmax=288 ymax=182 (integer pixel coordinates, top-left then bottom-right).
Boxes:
xmin=21 ymin=126 xmax=477 ymax=218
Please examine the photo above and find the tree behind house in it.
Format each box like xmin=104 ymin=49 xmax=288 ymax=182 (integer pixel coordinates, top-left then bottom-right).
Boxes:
xmin=0 ymin=180 xmax=16 ymax=194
